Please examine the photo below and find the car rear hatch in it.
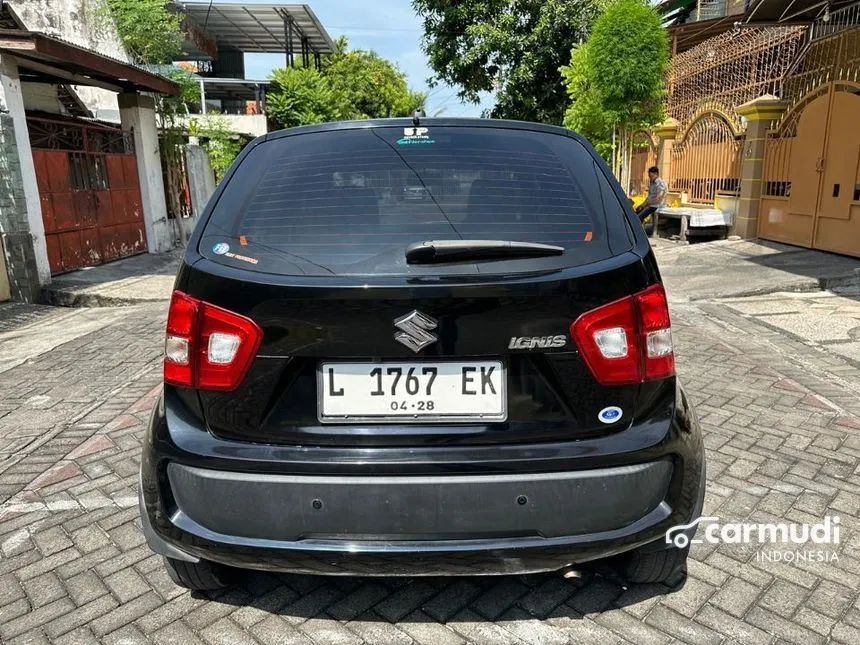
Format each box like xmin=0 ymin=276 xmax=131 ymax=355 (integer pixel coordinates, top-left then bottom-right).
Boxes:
xmin=170 ymin=122 xmax=674 ymax=448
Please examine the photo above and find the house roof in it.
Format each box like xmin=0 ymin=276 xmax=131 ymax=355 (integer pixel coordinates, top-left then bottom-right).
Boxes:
xmin=173 ymin=2 xmax=334 ymax=58
xmin=0 ymin=30 xmax=179 ymax=95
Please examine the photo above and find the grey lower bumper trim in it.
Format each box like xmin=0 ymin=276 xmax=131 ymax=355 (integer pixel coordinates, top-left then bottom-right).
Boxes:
xmin=139 ymin=470 xmax=199 ymax=563
xmin=167 ymin=460 xmax=673 ymax=543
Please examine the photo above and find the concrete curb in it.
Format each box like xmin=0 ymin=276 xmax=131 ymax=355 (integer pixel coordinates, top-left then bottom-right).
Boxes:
xmin=41 ymin=288 xmax=165 ymax=308
xmin=686 ymin=270 xmax=860 ymax=301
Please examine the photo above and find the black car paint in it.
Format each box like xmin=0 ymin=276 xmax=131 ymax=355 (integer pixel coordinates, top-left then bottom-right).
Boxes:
xmin=141 ymin=118 xmax=706 ymax=575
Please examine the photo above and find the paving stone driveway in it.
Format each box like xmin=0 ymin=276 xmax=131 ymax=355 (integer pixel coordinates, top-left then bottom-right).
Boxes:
xmin=1 ymin=296 xmax=860 ymax=645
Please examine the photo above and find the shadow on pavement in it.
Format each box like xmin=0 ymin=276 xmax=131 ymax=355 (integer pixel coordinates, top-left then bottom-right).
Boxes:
xmin=657 ymin=238 xmax=860 ymax=301
xmin=190 ymin=566 xmax=683 ymax=622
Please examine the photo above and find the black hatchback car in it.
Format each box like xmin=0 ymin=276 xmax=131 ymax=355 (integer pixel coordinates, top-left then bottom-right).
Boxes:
xmin=140 ymin=118 xmax=706 ymax=590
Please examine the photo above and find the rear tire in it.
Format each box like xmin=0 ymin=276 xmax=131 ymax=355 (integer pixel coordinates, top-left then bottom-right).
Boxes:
xmin=162 ymin=557 xmax=233 ymax=591
xmin=616 ymin=545 xmax=689 ymax=586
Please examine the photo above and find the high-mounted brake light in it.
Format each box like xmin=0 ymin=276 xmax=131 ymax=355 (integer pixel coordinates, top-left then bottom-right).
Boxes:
xmin=164 ymin=291 xmax=262 ymax=391
xmin=570 ymin=284 xmax=674 ymax=386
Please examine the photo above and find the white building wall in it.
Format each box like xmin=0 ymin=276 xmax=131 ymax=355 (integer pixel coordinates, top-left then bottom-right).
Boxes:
xmin=21 ymin=83 xmax=62 ymax=113
xmin=6 ymin=0 xmax=131 ymax=116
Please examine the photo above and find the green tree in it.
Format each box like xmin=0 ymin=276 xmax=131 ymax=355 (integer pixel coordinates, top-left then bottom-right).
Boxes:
xmin=413 ymin=0 xmax=605 ymax=124
xmin=161 ymin=68 xmax=201 ymax=122
xmin=267 ymin=66 xmax=348 ymax=129
xmin=326 ymin=48 xmax=424 ymax=119
xmin=102 ymin=0 xmax=183 ymax=64
xmin=562 ymin=0 xmax=668 ymax=179
xmin=190 ymin=114 xmax=243 ymax=182
xmin=561 ymin=44 xmax=615 ymax=159
xmin=267 ymin=38 xmax=427 ymax=130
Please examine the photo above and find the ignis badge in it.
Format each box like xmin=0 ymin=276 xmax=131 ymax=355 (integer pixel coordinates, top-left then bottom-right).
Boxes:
xmin=508 ymin=335 xmax=567 ymax=350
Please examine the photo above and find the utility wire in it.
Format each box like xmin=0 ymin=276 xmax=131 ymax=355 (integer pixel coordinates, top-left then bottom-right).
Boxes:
xmin=202 ymin=0 xmax=215 ymax=32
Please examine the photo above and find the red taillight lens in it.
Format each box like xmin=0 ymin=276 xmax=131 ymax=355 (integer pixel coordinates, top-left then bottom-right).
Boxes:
xmin=164 ymin=291 xmax=199 ymax=387
xmin=570 ymin=284 xmax=674 ymax=386
xmin=164 ymin=291 xmax=262 ymax=391
xmin=636 ymin=284 xmax=674 ymax=381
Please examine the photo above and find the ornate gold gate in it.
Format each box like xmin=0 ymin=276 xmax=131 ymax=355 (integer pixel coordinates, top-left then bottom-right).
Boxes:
xmin=760 ymin=82 xmax=860 ymax=256
xmin=669 ymin=112 xmax=742 ymax=204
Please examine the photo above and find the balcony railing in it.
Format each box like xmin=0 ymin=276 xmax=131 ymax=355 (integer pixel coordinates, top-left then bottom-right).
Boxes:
xmin=810 ymin=1 xmax=860 ymax=41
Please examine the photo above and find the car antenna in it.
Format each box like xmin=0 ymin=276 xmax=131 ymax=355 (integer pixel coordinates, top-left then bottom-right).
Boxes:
xmin=412 ymin=109 xmax=426 ymax=126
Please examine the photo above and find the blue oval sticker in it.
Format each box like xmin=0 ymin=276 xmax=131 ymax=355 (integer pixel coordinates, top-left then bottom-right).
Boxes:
xmin=598 ymin=406 xmax=623 ymax=424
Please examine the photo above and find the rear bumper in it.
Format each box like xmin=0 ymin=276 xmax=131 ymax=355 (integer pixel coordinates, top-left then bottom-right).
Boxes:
xmin=140 ymin=385 xmax=706 ymax=575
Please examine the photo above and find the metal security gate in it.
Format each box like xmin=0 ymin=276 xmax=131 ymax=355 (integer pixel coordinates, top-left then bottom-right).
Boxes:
xmin=28 ymin=117 xmax=147 ymax=275
xmin=760 ymin=82 xmax=860 ymax=256
xmin=628 ymin=131 xmax=657 ymax=196
xmin=670 ymin=113 xmax=742 ymax=204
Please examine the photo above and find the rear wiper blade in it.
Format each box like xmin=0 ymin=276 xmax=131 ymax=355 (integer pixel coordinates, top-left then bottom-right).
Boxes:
xmin=405 ymin=240 xmax=564 ymax=264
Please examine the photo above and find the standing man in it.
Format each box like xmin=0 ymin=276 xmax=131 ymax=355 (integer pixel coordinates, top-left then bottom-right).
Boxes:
xmin=636 ymin=166 xmax=667 ymax=226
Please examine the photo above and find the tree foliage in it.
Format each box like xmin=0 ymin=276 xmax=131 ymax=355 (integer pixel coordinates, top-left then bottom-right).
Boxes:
xmin=102 ymin=0 xmax=183 ymax=64
xmin=413 ymin=0 xmax=605 ymax=124
xmin=189 ymin=114 xmax=243 ymax=182
xmin=160 ymin=68 xmax=201 ymax=122
xmin=562 ymin=0 xmax=668 ymax=170
xmin=267 ymin=38 xmax=427 ymax=130
xmin=267 ymin=66 xmax=347 ymax=129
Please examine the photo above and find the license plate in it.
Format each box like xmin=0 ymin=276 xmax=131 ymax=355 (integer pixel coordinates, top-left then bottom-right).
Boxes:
xmin=318 ymin=361 xmax=506 ymax=423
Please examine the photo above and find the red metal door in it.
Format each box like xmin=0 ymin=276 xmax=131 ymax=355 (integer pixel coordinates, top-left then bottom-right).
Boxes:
xmin=28 ymin=117 xmax=148 ymax=275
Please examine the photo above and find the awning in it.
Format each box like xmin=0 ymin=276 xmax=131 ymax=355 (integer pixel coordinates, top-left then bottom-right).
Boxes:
xmin=0 ymin=30 xmax=179 ymax=95
xmin=199 ymin=77 xmax=271 ymax=101
xmin=173 ymin=2 xmax=334 ymax=58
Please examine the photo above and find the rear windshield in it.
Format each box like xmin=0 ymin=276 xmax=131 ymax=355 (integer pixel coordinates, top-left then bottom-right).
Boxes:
xmin=200 ymin=125 xmax=631 ymax=276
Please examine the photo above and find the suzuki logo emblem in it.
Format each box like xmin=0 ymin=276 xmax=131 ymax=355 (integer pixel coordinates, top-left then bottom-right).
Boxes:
xmin=393 ymin=311 xmax=438 ymax=352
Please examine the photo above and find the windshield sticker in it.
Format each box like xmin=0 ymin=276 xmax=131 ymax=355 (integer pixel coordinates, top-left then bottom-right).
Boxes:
xmin=239 ymin=235 xmax=248 ymax=246
xmin=225 ymin=251 xmax=258 ymax=265
xmin=584 ymin=231 xmax=593 ymax=242
xmin=211 ymin=241 xmax=258 ymax=265
xmin=397 ymin=126 xmax=435 ymax=146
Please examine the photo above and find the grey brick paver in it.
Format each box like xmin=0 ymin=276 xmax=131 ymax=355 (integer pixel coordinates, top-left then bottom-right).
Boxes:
xmin=200 ymin=617 xmax=261 ymax=645
xmin=297 ymin=617 xmax=364 ymax=645
xmin=397 ymin=612 xmax=465 ymax=645
xmin=644 ymin=605 xmax=723 ymax=645
xmin=43 ymin=595 xmax=119 ymax=639
xmin=2 ymin=282 xmax=860 ymax=643
xmin=249 ymin=615 xmax=315 ymax=645
xmin=594 ymin=608 xmax=673 ymax=645
xmin=20 ymin=571 xmax=65 ymax=608
xmin=745 ymin=606 xmax=826 ymax=644
xmin=345 ymin=614 xmax=416 ymax=645
xmin=710 ymin=577 xmax=761 ymax=618
xmin=89 ymin=591 xmax=164 ymax=636
xmin=153 ymin=620 xmax=206 ymax=645
xmin=448 ymin=609 xmax=527 ymax=645
xmin=0 ymin=598 xmax=76 ymax=641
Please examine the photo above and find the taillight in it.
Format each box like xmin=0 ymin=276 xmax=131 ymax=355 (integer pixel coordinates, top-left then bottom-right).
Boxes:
xmin=570 ymin=284 xmax=674 ymax=386
xmin=164 ymin=291 xmax=262 ymax=391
